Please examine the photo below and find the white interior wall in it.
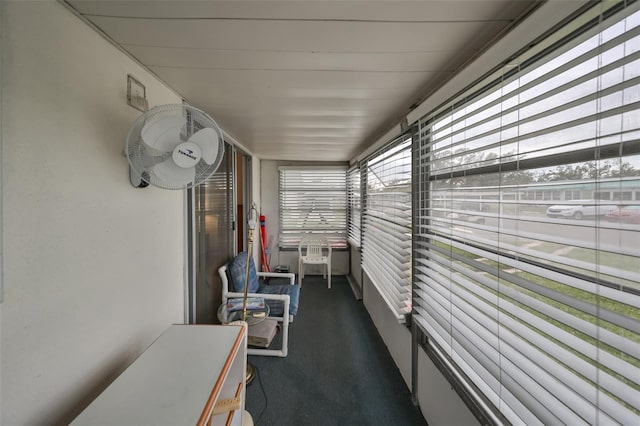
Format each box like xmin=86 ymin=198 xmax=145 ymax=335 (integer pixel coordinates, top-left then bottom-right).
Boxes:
xmin=362 ymin=273 xmax=412 ymax=385
xmin=416 ymin=350 xmax=479 ymax=426
xmin=1 ymin=2 xmax=185 ymax=424
xmin=350 ymin=247 xmax=362 ymax=288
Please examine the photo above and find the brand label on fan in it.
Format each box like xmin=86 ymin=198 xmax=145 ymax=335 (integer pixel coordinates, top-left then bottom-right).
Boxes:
xmin=178 ymin=148 xmax=198 ymax=161
xmin=172 ymin=142 xmax=202 ymax=168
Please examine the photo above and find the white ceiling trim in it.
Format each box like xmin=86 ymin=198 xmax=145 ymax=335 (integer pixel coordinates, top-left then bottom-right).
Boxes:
xmin=70 ymin=1 xmax=532 ymax=22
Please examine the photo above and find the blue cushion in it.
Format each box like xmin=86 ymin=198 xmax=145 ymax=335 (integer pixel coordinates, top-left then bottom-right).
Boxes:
xmin=259 ymin=284 xmax=300 ymax=317
xmin=227 ymin=252 xmax=300 ymax=317
xmin=227 ymin=252 xmax=260 ymax=293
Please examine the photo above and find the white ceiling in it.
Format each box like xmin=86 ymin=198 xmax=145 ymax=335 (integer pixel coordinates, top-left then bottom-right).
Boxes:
xmin=65 ymin=0 xmax=540 ymax=161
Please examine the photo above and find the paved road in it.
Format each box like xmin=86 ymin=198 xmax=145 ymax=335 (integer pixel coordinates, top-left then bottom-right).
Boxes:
xmin=490 ymin=213 xmax=639 ymax=253
xmin=440 ymin=213 xmax=640 ymax=260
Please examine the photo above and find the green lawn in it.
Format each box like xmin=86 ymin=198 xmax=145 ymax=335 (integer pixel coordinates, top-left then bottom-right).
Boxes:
xmin=428 ymin=238 xmax=640 ymax=413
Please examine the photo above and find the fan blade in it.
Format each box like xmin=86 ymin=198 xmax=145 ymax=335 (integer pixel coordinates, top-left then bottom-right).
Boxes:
xmin=141 ymin=116 xmax=186 ymax=153
xmin=188 ymin=127 xmax=220 ymax=165
xmin=152 ymin=159 xmax=195 ymax=187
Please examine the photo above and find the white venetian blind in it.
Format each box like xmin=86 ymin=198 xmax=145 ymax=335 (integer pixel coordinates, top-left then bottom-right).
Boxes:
xmin=413 ymin=1 xmax=640 ymax=424
xmin=278 ymin=167 xmax=347 ymax=249
xmin=347 ymin=166 xmax=362 ymax=247
xmin=362 ymin=136 xmax=412 ymax=321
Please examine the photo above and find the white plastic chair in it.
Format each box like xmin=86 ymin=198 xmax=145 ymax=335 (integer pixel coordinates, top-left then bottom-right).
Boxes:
xmin=297 ymin=235 xmax=332 ymax=288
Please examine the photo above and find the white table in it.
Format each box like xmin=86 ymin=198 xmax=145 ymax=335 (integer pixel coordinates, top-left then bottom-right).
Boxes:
xmin=72 ymin=324 xmax=248 ymax=426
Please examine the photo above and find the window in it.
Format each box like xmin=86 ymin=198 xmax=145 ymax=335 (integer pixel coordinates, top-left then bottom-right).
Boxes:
xmin=565 ymin=190 xmax=581 ymax=200
xmin=414 ymin=2 xmax=640 ymax=424
xmin=278 ymin=167 xmax=347 ymax=249
xmin=362 ymin=136 xmax=412 ymax=321
xmin=347 ymin=166 xmax=362 ymax=248
xmin=613 ymin=190 xmax=633 ymax=200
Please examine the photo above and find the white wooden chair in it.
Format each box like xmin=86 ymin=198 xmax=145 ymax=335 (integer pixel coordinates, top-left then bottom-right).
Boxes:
xmin=297 ymin=235 xmax=332 ymax=288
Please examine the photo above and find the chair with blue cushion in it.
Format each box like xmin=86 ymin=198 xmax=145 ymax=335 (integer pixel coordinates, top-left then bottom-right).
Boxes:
xmin=218 ymin=251 xmax=300 ymax=357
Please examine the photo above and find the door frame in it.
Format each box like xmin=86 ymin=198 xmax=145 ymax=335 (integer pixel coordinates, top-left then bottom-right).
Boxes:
xmin=184 ymin=144 xmax=252 ymax=323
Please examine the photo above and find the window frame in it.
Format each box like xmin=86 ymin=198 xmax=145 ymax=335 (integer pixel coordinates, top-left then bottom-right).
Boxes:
xmin=278 ymin=166 xmax=348 ymax=249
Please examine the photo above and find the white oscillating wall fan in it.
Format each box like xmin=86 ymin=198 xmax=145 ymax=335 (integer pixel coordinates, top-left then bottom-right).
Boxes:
xmin=125 ymin=104 xmax=224 ymax=189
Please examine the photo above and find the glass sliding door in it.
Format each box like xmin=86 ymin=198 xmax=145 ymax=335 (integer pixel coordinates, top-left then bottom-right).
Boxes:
xmin=236 ymin=151 xmax=252 ymax=255
xmin=187 ymin=143 xmax=251 ymax=324
xmin=192 ymin=141 xmax=234 ymax=324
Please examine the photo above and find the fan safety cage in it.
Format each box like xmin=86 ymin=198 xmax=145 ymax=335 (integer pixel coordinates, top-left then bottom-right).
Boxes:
xmin=125 ymin=104 xmax=224 ymax=190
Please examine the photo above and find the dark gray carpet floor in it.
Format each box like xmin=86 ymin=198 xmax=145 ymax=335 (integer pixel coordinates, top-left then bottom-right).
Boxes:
xmin=245 ymin=275 xmax=427 ymax=426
